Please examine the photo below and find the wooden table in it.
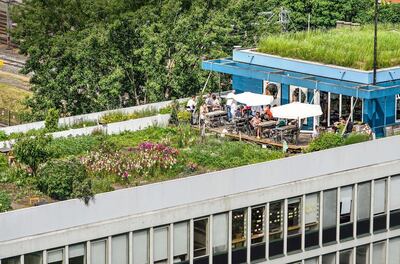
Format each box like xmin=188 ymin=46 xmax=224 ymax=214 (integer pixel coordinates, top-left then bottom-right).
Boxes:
xmin=274 ymin=125 xmax=299 ymax=143
xmin=205 ymin=110 xmax=227 ymax=127
xmin=258 ymin=120 xmax=277 ymax=128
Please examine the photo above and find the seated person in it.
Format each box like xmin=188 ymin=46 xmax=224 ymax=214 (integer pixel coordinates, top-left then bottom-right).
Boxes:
xmin=211 ymin=94 xmax=221 ymax=111
xmin=242 ymin=105 xmax=252 ymax=117
xmin=250 ymin=112 xmax=262 ymax=139
xmin=263 ymin=105 xmax=273 ymax=120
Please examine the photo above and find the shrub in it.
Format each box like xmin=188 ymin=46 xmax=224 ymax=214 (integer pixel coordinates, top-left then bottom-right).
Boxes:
xmin=159 ymin=105 xmax=172 ymax=114
xmin=37 ymin=158 xmax=93 ymax=202
xmin=169 ymin=100 xmax=179 ymax=125
xmin=99 ymin=109 xmax=158 ymax=124
xmin=45 ymin=108 xmax=60 ymax=132
xmin=0 ymin=154 xmax=8 ymax=169
xmin=13 ymin=134 xmax=53 ymax=175
xmin=343 ymin=133 xmax=370 ymax=145
xmin=48 ymin=135 xmax=103 ymax=158
xmin=0 ymin=191 xmax=12 ymax=212
xmin=0 ymin=131 xmax=7 ymax=141
xmin=177 ymin=111 xmax=191 ymax=124
xmin=306 ymin=132 xmax=344 ymax=152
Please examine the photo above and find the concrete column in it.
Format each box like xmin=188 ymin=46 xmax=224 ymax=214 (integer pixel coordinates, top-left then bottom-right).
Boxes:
xmin=319 ymin=191 xmax=324 ymax=247
xmin=149 ymin=228 xmax=154 ymax=264
xmin=169 ymin=223 xmax=174 ymax=264
xmin=189 ymin=221 xmax=193 ymax=264
xmin=353 ymin=184 xmax=358 ymax=239
xmin=86 ymin=241 xmax=91 ymax=264
xmin=283 ymin=199 xmax=288 ymax=255
xmin=265 ymin=203 xmax=269 ymax=261
xmin=301 ymin=195 xmax=306 ymax=252
xmin=386 ymin=177 xmax=391 ymax=230
xmin=108 ymin=236 xmax=112 ymax=264
xmin=371 ymin=181 xmax=375 ymax=235
xmin=64 ymin=246 xmax=68 ymax=264
xmin=228 ymin=211 xmax=232 ymax=264
xmin=20 ymin=255 xmax=24 ymax=264
xmin=246 ymin=207 xmax=251 ymax=264
xmin=43 ymin=250 xmax=47 ymax=264
xmin=337 ymin=187 xmax=341 ymax=243
xmin=209 ymin=215 xmax=213 ymax=264
xmin=129 ymin=232 xmax=133 ymax=264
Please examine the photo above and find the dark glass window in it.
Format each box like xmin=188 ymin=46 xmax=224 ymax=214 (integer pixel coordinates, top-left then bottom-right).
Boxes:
xmin=269 ymin=201 xmax=284 ymax=257
xmin=287 ymin=197 xmax=302 ymax=253
xmin=340 ymin=186 xmax=353 ymax=241
xmin=323 ymin=189 xmax=337 ymax=244
xmin=357 ymin=182 xmax=371 ymax=236
xmin=305 ymin=193 xmax=320 ymax=249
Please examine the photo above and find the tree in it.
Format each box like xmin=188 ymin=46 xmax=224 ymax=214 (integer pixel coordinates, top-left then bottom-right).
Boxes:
xmin=45 ymin=108 xmax=59 ymax=132
xmin=13 ymin=134 xmax=53 ymax=176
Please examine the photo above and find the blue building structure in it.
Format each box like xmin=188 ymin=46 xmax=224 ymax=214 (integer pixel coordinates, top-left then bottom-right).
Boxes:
xmin=202 ymin=48 xmax=400 ymax=136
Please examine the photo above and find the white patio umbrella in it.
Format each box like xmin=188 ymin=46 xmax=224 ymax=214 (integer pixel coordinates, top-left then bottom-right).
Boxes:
xmin=271 ymin=102 xmax=323 ymax=120
xmin=232 ymin=92 xmax=274 ymax=107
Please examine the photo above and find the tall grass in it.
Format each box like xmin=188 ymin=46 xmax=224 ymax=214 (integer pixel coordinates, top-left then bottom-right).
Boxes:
xmin=258 ymin=24 xmax=400 ymax=70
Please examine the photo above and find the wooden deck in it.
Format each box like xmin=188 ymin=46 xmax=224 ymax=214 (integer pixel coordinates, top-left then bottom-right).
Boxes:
xmin=205 ymin=127 xmax=311 ymax=153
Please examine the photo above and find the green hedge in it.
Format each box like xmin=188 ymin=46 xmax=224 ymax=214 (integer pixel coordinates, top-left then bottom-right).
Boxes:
xmin=0 ymin=191 xmax=12 ymax=212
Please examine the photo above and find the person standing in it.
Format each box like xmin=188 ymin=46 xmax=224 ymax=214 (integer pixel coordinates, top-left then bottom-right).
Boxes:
xmin=226 ymin=90 xmax=236 ymax=121
xmin=186 ymin=96 xmax=196 ymax=124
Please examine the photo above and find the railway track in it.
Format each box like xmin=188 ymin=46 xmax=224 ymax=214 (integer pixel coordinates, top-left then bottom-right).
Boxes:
xmin=0 ymin=56 xmax=25 ymax=69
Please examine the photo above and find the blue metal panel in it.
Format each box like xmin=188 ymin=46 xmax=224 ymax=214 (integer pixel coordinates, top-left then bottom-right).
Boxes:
xmin=281 ymin=84 xmax=290 ymax=105
xmin=385 ymin=95 xmax=396 ymax=125
xmin=232 ymin=49 xmax=400 ymax=84
xmin=202 ymin=60 xmax=400 ymax=99
xmin=232 ymin=76 xmax=263 ymax=94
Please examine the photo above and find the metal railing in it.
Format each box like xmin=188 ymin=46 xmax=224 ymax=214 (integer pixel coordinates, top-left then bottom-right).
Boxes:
xmin=0 ymin=107 xmax=22 ymax=126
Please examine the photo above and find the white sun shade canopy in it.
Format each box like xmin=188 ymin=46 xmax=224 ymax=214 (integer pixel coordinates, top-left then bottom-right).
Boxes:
xmin=232 ymin=92 xmax=274 ymax=107
xmin=271 ymin=102 xmax=323 ymax=119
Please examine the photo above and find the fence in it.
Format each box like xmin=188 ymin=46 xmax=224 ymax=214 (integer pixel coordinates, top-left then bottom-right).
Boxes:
xmin=0 ymin=108 xmax=23 ymax=126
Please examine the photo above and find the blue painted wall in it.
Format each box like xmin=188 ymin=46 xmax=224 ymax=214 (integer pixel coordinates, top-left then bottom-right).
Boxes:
xmin=232 ymin=76 xmax=263 ymax=94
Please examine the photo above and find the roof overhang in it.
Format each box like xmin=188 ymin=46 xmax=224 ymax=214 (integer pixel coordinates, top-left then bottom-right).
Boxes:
xmin=202 ymin=58 xmax=400 ymax=99
xmin=232 ymin=49 xmax=400 ymax=85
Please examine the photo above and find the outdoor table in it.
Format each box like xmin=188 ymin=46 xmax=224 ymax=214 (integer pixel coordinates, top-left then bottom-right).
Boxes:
xmin=205 ymin=110 xmax=227 ymax=127
xmin=274 ymin=125 xmax=298 ymax=143
xmin=258 ymin=120 xmax=277 ymax=128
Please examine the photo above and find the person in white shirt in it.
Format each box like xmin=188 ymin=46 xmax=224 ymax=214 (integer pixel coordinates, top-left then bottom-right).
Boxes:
xmin=226 ymin=90 xmax=236 ymax=121
xmin=186 ymin=96 xmax=196 ymax=124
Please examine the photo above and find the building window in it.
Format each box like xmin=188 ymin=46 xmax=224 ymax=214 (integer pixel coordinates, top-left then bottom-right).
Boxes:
xmin=290 ymin=86 xmax=307 ymax=103
xmin=232 ymin=208 xmax=247 ymax=264
xmin=341 ymin=95 xmax=352 ymax=119
xmin=69 ymin=244 xmax=85 ymax=264
xmin=373 ymin=241 xmax=386 ymax=264
xmin=396 ymin=95 xmax=400 ymax=121
xmin=287 ymin=197 xmax=302 ymax=253
xmin=356 ymin=244 xmax=370 ymax=264
xmin=251 ymin=206 xmax=265 ymax=262
xmin=112 ymin=234 xmax=128 ymax=264
xmin=340 ymin=249 xmax=353 ymax=264
xmin=91 ymin=239 xmax=107 ymax=264
xmin=25 ymin=252 xmax=42 ymax=264
xmin=305 ymin=257 xmax=319 ymax=264
xmin=353 ymin=98 xmax=363 ymax=122
xmin=389 ymin=237 xmax=400 ymax=264
xmin=173 ymin=221 xmax=189 ymax=263
xmin=340 ymin=186 xmax=354 ymax=241
xmin=357 ymin=182 xmax=371 ymax=236
xmin=374 ymin=179 xmax=387 ymax=232
xmin=213 ymin=213 xmax=228 ymax=263
xmin=264 ymin=81 xmax=281 ymax=106
xmin=269 ymin=201 xmax=284 ymax=258
xmin=323 ymin=189 xmax=337 ymax=244
xmin=133 ymin=230 xmax=149 ymax=264
xmin=153 ymin=226 xmax=169 ymax=264
xmin=1 ymin=257 xmax=21 ymax=264
xmin=305 ymin=193 xmax=320 ymax=249
xmin=322 ymin=253 xmax=336 ymax=264
xmin=47 ymin=249 xmax=64 ymax=264
xmin=390 ymin=175 xmax=400 ymax=228
xmin=193 ymin=218 xmax=209 ymax=260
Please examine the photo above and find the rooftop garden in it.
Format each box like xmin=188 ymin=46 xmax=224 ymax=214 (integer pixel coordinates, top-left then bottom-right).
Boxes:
xmin=0 ymin=125 xmax=285 ymax=211
xmin=258 ymin=25 xmax=400 ymax=71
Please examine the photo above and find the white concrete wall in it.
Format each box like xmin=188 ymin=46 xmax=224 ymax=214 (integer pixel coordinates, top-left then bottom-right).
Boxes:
xmin=0 ymin=114 xmax=170 ymax=148
xmin=0 ymin=136 xmax=399 ymax=247
xmin=0 ymin=99 xmax=181 ymax=135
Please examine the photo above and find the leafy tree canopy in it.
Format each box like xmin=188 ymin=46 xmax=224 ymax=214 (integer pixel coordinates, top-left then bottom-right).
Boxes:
xmin=11 ymin=0 xmax=400 ymax=119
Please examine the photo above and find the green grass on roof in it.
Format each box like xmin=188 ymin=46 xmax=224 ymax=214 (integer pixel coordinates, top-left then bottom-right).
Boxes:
xmin=258 ymin=25 xmax=400 ymax=71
